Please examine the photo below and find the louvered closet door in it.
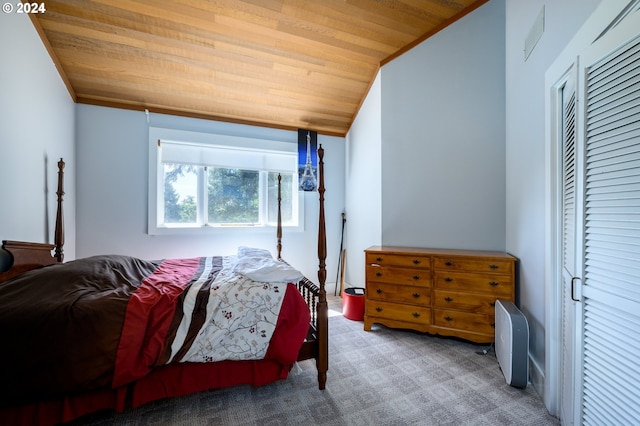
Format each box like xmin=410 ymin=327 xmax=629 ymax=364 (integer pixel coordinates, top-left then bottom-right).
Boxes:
xmin=560 ymin=73 xmax=581 ymax=426
xmin=580 ymin=20 xmax=640 ymax=425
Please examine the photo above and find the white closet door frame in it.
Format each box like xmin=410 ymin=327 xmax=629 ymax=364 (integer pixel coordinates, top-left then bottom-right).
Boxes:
xmin=547 ymin=61 xmax=585 ymax=426
xmin=546 ymin=62 xmax=586 ymax=426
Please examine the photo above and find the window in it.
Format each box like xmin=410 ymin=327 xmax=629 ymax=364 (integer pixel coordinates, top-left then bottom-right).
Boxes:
xmin=148 ymin=128 xmax=300 ymax=235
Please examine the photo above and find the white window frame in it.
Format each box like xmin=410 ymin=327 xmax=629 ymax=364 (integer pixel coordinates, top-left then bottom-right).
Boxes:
xmin=148 ymin=127 xmax=303 ymax=235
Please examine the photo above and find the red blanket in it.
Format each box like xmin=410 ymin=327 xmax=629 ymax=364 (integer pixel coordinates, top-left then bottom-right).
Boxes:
xmin=0 ymin=255 xmax=310 ymax=407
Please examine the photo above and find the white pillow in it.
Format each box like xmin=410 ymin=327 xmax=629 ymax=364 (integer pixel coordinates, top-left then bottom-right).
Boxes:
xmin=237 ymin=246 xmax=273 ymax=259
xmin=233 ymin=247 xmax=303 ymax=283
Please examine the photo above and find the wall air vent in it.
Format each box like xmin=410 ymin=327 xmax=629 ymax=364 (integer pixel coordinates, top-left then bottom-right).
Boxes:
xmin=524 ymin=6 xmax=545 ymax=61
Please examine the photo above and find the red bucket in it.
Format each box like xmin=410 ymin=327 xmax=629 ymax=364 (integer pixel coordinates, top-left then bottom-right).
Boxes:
xmin=342 ymin=287 xmax=365 ymax=321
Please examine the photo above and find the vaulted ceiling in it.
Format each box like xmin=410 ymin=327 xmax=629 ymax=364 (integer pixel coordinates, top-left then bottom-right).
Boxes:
xmin=32 ymin=0 xmax=488 ymax=136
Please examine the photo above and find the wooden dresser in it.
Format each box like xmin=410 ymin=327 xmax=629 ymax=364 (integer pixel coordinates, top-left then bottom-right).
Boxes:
xmin=364 ymin=246 xmax=516 ymax=343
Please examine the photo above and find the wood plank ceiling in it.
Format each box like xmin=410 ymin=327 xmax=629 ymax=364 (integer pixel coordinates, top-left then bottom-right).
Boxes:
xmin=32 ymin=0 xmax=488 ymax=136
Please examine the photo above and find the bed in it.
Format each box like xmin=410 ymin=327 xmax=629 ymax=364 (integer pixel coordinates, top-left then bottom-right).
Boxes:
xmin=0 ymin=147 xmax=328 ymax=426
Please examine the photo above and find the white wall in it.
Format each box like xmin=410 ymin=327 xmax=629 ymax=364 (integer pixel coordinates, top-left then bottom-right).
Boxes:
xmin=346 ymin=0 xmax=604 ymax=408
xmin=75 ymin=105 xmax=345 ymax=287
xmin=0 ymin=12 xmax=76 ymax=259
xmin=380 ymin=0 xmax=506 ymax=250
xmin=344 ymin=73 xmax=383 ymax=289
xmin=505 ymin=0 xmax=600 ymax=401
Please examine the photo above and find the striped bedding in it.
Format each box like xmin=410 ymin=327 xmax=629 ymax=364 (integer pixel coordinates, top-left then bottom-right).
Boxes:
xmin=0 ymin=251 xmax=310 ymax=407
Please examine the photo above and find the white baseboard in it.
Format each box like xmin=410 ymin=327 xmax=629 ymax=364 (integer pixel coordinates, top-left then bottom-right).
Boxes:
xmin=325 ymin=281 xmax=339 ymax=296
xmin=529 ymin=354 xmax=545 ymax=400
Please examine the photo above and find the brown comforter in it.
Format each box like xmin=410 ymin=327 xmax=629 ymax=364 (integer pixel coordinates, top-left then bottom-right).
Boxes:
xmin=0 ymin=255 xmax=309 ymax=406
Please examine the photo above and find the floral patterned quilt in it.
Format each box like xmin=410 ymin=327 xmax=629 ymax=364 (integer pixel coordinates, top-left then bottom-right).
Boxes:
xmin=0 ymin=249 xmax=310 ymax=406
xmin=165 ymin=255 xmax=294 ymax=363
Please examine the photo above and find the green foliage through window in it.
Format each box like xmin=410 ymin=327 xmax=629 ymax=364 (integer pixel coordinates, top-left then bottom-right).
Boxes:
xmin=162 ymin=163 xmax=296 ymax=227
xmin=208 ymin=168 xmax=259 ymax=224
xmin=163 ymin=164 xmax=197 ymax=223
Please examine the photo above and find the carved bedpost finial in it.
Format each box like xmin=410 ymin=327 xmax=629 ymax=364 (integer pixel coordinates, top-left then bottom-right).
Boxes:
xmin=55 ymin=158 xmax=65 ymax=263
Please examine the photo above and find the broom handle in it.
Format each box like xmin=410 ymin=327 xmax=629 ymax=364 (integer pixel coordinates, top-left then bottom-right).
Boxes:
xmin=335 ymin=212 xmax=346 ymax=296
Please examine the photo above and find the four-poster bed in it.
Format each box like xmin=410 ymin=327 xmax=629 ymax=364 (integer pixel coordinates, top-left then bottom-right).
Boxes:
xmin=0 ymin=148 xmax=328 ymax=426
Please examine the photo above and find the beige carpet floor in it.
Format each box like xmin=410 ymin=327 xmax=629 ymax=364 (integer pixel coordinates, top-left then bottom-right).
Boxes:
xmin=70 ymin=295 xmax=559 ymax=425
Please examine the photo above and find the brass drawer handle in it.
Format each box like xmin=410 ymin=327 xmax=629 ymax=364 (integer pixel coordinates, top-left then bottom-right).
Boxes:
xmin=445 ymin=261 xmax=453 ymax=267
xmin=376 ymin=288 xmax=383 ymax=294
xmin=413 ymin=275 xmax=420 ymax=280
xmin=444 ymin=316 xmax=453 ymax=322
xmin=444 ymin=277 xmax=453 ymax=282
xmin=444 ymin=296 xmax=453 ymax=302
xmin=412 ymin=312 xmax=421 ymax=318
xmin=412 ymin=259 xmax=421 ymax=265
xmin=376 ymin=257 xmax=383 ymax=262
xmin=488 ymin=281 xmax=499 ymax=287
xmin=375 ymin=307 xmax=383 ymax=312
xmin=376 ymin=272 xmax=382 ymax=277
xmin=412 ymin=293 xmax=420 ymax=298
xmin=489 ymin=264 xmax=499 ymax=270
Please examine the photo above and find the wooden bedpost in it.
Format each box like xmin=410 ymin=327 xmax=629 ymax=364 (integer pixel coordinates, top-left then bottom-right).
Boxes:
xmin=276 ymin=174 xmax=282 ymax=260
xmin=54 ymin=158 xmax=65 ymax=263
xmin=316 ymin=144 xmax=328 ymax=390
xmin=0 ymin=159 xmax=65 ymax=281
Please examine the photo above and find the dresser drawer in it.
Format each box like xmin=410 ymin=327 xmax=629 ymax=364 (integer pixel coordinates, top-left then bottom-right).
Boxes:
xmin=433 ymin=309 xmax=495 ymax=335
xmin=366 ymin=265 xmax=431 ymax=287
xmin=433 ymin=257 xmax=513 ymax=274
xmin=367 ymin=282 xmax=430 ymax=306
xmin=366 ymin=253 xmax=431 ymax=269
xmin=434 ymin=271 xmax=512 ymax=296
xmin=433 ymin=289 xmax=497 ymax=314
xmin=366 ymin=300 xmax=431 ymax=325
